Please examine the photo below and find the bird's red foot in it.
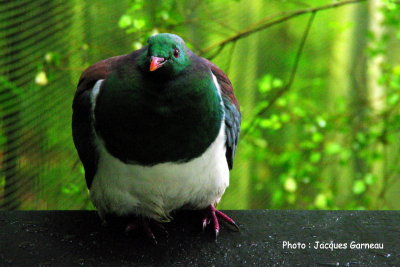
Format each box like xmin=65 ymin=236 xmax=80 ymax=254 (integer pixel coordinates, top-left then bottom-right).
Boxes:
xmin=125 ymin=219 xmax=168 ymax=244
xmin=202 ymin=205 xmax=239 ymax=238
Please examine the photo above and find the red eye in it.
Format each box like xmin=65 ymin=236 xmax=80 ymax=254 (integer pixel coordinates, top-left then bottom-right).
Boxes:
xmin=173 ymin=48 xmax=179 ymax=58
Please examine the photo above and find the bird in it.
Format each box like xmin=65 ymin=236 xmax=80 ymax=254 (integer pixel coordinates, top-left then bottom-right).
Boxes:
xmin=72 ymin=33 xmax=241 ymax=240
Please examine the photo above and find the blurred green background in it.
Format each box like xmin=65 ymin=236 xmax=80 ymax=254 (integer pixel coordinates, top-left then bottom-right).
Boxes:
xmin=1 ymin=0 xmax=399 ymax=211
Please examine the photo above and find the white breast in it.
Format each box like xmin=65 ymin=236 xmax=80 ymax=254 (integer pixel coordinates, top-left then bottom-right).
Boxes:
xmin=89 ymin=78 xmax=229 ymax=222
xmin=90 ymin=124 xmax=229 ymax=222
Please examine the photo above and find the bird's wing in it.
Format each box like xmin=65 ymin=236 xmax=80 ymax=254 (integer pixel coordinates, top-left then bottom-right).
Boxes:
xmin=72 ymin=55 xmax=123 ymax=188
xmin=204 ymin=59 xmax=241 ymax=169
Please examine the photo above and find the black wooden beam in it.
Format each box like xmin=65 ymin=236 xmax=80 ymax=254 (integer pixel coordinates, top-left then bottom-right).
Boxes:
xmin=1 ymin=210 xmax=399 ymax=266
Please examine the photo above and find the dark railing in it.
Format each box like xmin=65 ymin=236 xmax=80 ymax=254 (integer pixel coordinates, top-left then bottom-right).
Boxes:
xmin=1 ymin=210 xmax=399 ymax=266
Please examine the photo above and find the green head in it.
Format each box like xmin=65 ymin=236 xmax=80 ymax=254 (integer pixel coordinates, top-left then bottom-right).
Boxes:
xmin=143 ymin=33 xmax=191 ymax=75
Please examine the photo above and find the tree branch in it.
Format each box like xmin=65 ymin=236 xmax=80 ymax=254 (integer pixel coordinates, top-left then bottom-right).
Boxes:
xmin=199 ymin=0 xmax=366 ymax=56
xmin=241 ymin=11 xmax=316 ymax=138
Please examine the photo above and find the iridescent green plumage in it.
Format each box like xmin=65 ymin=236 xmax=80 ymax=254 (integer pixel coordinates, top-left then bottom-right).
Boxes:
xmin=95 ymin=34 xmax=224 ymax=165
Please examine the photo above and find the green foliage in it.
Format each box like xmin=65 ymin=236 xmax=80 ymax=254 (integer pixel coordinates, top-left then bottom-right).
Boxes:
xmin=118 ymin=0 xmax=185 ymax=49
xmin=2 ymin=0 xmax=400 ymax=212
xmin=235 ymin=1 xmax=400 ymax=210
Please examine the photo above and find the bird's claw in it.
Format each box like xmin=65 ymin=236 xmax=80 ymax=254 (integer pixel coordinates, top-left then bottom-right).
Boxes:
xmin=214 ymin=209 xmax=240 ymax=232
xmin=202 ymin=217 xmax=211 ymax=231
xmin=202 ymin=205 xmax=239 ymax=239
xmin=124 ymin=219 xmax=167 ymax=244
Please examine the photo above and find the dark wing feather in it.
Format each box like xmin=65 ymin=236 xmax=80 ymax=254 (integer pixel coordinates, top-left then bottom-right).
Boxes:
xmin=204 ymin=59 xmax=241 ymax=169
xmin=72 ymin=55 xmax=123 ymax=189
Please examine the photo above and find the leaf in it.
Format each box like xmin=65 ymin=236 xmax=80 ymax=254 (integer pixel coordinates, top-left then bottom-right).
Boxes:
xmin=258 ymin=74 xmax=283 ymax=93
xmin=272 ymin=77 xmax=283 ymax=88
xmin=44 ymin=52 xmax=53 ymax=63
xmin=312 ymin=132 xmax=323 ymax=143
xmin=158 ymin=10 xmax=170 ymax=21
xmin=309 ymin=152 xmax=321 ymax=163
xmin=352 ymin=180 xmax=366 ymax=195
xmin=35 ymin=71 xmax=48 ymax=86
xmin=61 ymin=184 xmax=80 ymax=195
xmin=280 ymin=113 xmax=290 ymax=122
xmin=133 ymin=19 xmax=146 ymax=30
xmin=388 ymin=93 xmax=399 ymax=105
xmin=118 ymin=15 xmax=132 ymax=28
xmin=133 ymin=42 xmax=143 ymax=50
xmin=314 ymin=193 xmax=328 ymax=209
xmin=326 ymin=143 xmax=341 ymax=155
xmin=258 ymin=74 xmax=273 ymax=93
xmin=316 ymin=116 xmax=326 ymax=128
xmin=364 ymin=173 xmax=377 ymax=185
xmin=284 ymin=177 xmax=297 ymax=193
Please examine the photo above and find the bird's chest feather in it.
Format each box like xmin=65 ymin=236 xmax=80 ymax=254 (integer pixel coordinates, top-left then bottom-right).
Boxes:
xmin=94 ymin=70 xmax=224 ymax=165
xmin=90 ymin=121 xmax=229 ymax=221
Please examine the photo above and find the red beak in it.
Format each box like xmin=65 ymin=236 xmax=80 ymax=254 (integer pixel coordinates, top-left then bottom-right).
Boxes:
xmin=150 ymin=56 xmax=166 ymax=71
